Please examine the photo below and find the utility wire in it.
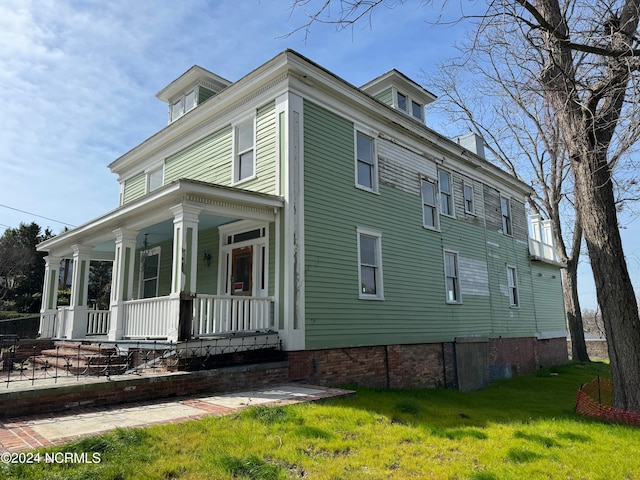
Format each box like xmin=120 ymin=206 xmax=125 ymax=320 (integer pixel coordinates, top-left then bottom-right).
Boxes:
xmin=0 ymin=204 xmax=76 ymax=228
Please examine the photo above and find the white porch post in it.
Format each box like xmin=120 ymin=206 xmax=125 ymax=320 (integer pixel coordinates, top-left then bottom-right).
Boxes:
xmin=66 ymin=245 xmax=92 ymax=339
xmin=542 ymin=219 xmax=554 ymax=246
xmin=529 ymin=214 xmax=543 ymax=242
xmin=168 ymin=204 xmax=201 ymax=342
xmin=108 ymin=229 xmax=137 ymax=341
xmin=39 ymin=255 xmax=61 ymax=338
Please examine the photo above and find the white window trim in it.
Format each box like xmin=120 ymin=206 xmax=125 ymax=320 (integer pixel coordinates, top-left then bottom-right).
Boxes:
xmin=354 ymin=129 xmax=379 ymax=194
xmin=443 ymin=249 xmax=462 ymax=304
xmin=119 ymin=183 xmax=125 ymax=207
xmin=501 ymin=196 xmax=513 ymax=236
xmin=438 ymin=170 xmax=455 ymax=218
xmin=463 ymin=182 xmax=475 ymax=215
xmin=146 ymin=165 xmax=164 ymax=193
xmin=232 ymin=117 xmax=257 ymax=185
xmin=169 ymin=87 xmax=199 ymax=123
xmin=421 ymin=177 xmax=440 ymax=231
xmin=357 ymin=227 xmax=384 ymax=300
xmin=139 ymin=246 xmax=161 ymax=299
xmin=507 ymin=265 xmax=519 ymax=307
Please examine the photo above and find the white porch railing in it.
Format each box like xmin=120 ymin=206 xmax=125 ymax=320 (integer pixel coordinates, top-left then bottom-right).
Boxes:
xmin=192 ymin=295 xmax=274 ymax=336
xmin=529 ymin=238 xmax=560 ymax=264
xmin=122 ymin=296 xmax=173 ymax=339
xmin=87 ymin=309 xmax=111 ymax=335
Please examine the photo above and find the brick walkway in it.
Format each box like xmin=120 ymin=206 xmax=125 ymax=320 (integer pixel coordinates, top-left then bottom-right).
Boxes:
xmin=0 ymin=384 xmax=353 ymax=453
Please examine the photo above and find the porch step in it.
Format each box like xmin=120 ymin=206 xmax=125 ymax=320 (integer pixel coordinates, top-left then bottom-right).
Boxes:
xmin=39 ymin=349 xmax=118 ymax=361
xmin=31 ymin=341 xmax=129 ymax=375
xmin=53 ymin=341 xmax=118 ymax=354
xmin=32 ymin=356 xmax=129 ymax=375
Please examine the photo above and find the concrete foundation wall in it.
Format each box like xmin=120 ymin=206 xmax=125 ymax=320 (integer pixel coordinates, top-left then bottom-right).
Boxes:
xmin=567 ymin=339 xmax=609 ymax=361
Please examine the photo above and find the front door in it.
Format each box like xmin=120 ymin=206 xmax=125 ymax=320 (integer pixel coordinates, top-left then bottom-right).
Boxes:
xmin=231 ymin=246 xmax=253 ymax=296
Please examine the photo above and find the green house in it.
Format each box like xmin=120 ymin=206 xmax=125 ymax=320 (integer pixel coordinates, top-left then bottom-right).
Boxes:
xmin=38 ymin=50 xmax=567 ymax=389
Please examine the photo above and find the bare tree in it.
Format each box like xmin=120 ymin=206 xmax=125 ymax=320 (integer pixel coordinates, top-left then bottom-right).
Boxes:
xmin=289 ymin=0 xmax=640 ymax=410
xmin=427 ymin=60 xmax=592 ymax=362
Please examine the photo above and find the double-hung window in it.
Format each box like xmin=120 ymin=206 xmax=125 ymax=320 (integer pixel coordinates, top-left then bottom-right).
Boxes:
xmin=501 ymin=196 xmax=512 ymax=235
xmin=444 ymin=250 xmax=461 ymax=303
xmin=140 ymin=247 xmax=160 ymax=299
xmin=421 ymin=179 xmax=438 ymax=229
xmin=397 ymin=91 xmax=407 ymax=112
xmin=169 ymin=89 xmax=197 ymax=122
xmin=235 ymin=120 xmax=255 ymax=183
xmin=507 ymin=266 xmax=519 ymax=307
xmin=147 ymin=167 xmax=163 ymax=193
xmin=411 ymin=100 xmax=422 ymax=120
xmin=463 ymin=183 xmax=475 ymax=214
xmin=356 ymin=131 xmax=377 ymax=192
xmin=396 ymin=91 xmax=423 ymax=120
xmin=357 ymin=228 xmax=384 ymax=299
xmin=439 ymin=170 xmax=454 ymax=217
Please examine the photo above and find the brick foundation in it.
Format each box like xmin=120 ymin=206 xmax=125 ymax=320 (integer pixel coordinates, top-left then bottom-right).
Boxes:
xmin=489 ymin=337 xmax=537 ymax=376
xmin=288 ymin=343 xmax=457 ymax=389
xmin=289 ymin=337 xmax=567 ymax=389
xmin=0 ymin=336 xmax=569 ymax=418
xmin=536 ymin=337 xmax=570 ymax=367
xmin=0 ymin=361 xmax=288 ymax=419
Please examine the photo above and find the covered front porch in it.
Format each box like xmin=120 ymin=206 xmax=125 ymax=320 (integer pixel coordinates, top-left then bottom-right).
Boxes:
xmin=37 ymin=179 xmax=283 ymax=344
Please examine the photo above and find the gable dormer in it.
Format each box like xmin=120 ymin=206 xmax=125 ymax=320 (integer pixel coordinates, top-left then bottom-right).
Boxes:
xmin=360 ymin=69 xmax=436 ymax=124
xmin=156 ymin=65 xmax=232 ymax=124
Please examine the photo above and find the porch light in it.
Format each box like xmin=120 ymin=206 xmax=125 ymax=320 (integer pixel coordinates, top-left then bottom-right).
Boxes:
xmin=203 ymin=251 xmax=212 ymax=267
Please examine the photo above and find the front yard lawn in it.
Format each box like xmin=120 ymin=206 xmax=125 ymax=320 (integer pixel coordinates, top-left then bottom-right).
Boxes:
xmin=3 ymin=362 xmax=639 ymax=479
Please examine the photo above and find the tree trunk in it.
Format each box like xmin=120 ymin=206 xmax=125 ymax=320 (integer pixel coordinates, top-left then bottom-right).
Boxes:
xmin=562 ymin=258 xmax=590 ymax=362
xmin=572 ymin=156 xmax=640 ymax=411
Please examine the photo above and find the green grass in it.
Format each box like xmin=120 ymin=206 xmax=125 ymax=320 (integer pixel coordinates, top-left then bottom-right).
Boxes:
xmin=2 ymin=362 xmax=639 ymax=479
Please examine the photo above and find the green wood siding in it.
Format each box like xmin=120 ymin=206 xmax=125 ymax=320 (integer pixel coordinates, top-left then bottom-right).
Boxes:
xmin=165 ymin=126 xmax=233 ymax=185
xmin=531 ymin=262 xmax=566 ymax=333
xmin=163 ymin=101 xmax=276 ymax=194
xmin=237 ymin=102 xmax=277 ymax=194
xmin=122 ymin=172 xmax=145 ymax=205
xmin=133 ymin=239 xmax=172 ymax=299
xmin=374 ymin=88 xmax=393 ymax=106
xmin=132 ymin=229 xmax=218 ymax=298
xmin=198 ymin=87 xmax=215 ymax=104
xmin=197 ymin=227 xmax=219 ymax=295
xmin=130 ymin=223 xmax=272 ymax=299
xmin=302 ymin=99 xmax=565 ymax=350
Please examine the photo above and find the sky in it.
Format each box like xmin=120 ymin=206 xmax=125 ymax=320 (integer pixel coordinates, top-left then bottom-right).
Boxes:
xmin=0 ymin=0 xmax=638 ymax=310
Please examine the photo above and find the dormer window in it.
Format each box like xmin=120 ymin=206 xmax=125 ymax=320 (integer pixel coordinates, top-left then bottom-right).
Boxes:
xmin=360 ymin=70 xmax=435 ymax=124
xmin=395 ymin=90 xmax=423 ymax=121
xmin=411 ymin=100 xmax=422 ymax=120
xmin=157 ymin=65 xmax=233 ymax=125
xmin=169 ymin=89 xmax=197 ymax=122
xmin=397 ymin=92 xmax=407 ymax=111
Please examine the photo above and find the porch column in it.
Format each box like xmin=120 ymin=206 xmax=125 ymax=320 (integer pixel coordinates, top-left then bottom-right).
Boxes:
xmin=39 ymin=255 xmax=61 ymax=338
xmin=108 ymin=229 xmax=138 ymax=341
xmin=529 ymin=214 xmax=543 ymax=242
xmin=541 ymin=219 xmax=554 ymax=246
xmin=66 ymin=245 xmax=93 ymax=339
xmin=168 ymin=204 xmax=201 ymax=342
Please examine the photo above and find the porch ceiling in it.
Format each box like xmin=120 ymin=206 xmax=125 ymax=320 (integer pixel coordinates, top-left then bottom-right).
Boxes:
xmin=38 ymin=179 xmax=283 ymax=258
